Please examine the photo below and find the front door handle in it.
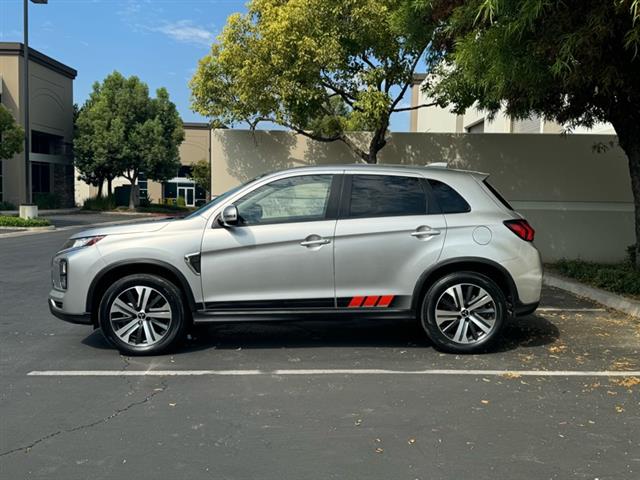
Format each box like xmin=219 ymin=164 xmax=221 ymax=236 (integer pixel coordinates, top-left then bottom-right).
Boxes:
xmin=411 ymin=226 xmax=441 ymax=238
xmin=300 ymin=234 xmax=331 ymax=247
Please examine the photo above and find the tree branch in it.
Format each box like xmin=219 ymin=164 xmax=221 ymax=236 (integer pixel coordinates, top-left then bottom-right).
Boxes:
xmin=392 ymin=102 xmax=437 ymax=113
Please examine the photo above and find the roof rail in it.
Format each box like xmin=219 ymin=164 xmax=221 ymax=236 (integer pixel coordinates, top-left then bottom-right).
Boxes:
xmin=427 ymin=162 xmax=448 ymax=168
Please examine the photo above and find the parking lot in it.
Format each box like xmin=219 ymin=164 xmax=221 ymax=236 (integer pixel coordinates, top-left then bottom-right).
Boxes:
xmin=1 ymin=217 xmax=639 ymax=479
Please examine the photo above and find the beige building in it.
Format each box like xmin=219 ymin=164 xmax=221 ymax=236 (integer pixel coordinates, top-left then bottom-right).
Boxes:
xmin=0 ymin=42 xmax=76 ymax=207
xmin=74 ymin=122 xmax=211 ymax=207
xmin=210 ymin=129 xmax=631 ymax=263
xmin=410 ymin=74 xmax=615 ymax=135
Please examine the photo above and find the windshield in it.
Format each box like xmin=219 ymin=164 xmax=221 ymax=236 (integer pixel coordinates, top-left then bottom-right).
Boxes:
xmin=183 ymin=174 xmax=268 ymax=220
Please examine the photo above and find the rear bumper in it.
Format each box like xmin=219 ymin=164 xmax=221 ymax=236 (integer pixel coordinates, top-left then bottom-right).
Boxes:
xmin=48 ymin=298 xmax=92 ymax=325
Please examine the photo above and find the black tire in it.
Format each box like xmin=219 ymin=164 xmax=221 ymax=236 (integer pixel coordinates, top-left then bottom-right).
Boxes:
xmin=98 ymin=274 xmax=187 ymax=356
xmin=419 ymin=271 xmax=507 ymax=354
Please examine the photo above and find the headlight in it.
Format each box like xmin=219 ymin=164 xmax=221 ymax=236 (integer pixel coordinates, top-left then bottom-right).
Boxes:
xmin=62 ymin=235 xmax=105 ymax=250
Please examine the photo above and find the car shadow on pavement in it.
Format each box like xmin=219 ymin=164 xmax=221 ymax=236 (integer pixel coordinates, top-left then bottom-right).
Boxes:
xmin=82 ymin=314 xmax=560 ymax=355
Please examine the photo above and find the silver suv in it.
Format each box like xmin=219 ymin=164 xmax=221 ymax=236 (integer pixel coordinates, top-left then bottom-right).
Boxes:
xmin=49 ymin=165 xmax=542 ymax=355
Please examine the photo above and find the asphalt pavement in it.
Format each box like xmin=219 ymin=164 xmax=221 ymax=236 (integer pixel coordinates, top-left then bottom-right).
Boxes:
xmin=0 ymin=217 xmax=638 ymax=479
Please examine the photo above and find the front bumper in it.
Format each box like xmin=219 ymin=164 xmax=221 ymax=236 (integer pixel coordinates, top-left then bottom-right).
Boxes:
xmin=48 ymin=298 xmax=92 ymax=325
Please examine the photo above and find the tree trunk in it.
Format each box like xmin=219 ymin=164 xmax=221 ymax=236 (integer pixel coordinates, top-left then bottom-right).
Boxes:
xmin=611 ymin=115 xmax=640 ymax=268
xmin=107 ymin=177 xmax=113 ymax=196
xmin=96 ymin=179 xmax=104 ymax=198
xmin=366 ymin=121 xmax=389 ymax=164
xmin=128 ymin=176 xmax=138 ymax=210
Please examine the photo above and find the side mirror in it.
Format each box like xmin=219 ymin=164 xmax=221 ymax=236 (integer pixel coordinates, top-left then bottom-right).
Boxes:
xmin=219 ymin=204 xmax=239 ymax=227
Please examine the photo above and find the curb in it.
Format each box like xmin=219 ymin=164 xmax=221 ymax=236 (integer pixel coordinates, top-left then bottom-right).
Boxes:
xmin=0 ymin=208 xmax=80 ymax=216
xmin=543 ymin=272 xmax=640 ymax=318
xmin=0 ymin=225 xmax=55 ymax=231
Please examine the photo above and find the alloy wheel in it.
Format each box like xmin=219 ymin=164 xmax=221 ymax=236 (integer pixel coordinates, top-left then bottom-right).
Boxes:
xmin=434 ymin=283 xmax=497 ymax=345
xmin=109 ymin=286 xmax=173 ymax=347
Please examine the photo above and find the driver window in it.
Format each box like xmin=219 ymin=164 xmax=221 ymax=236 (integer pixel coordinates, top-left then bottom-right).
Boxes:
xmin=235 ymin=175 xmax=333 ymax=225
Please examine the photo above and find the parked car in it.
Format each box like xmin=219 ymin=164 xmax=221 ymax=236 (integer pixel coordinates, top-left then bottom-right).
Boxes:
xmin=49 ymin=164 xmax=542 ymax=355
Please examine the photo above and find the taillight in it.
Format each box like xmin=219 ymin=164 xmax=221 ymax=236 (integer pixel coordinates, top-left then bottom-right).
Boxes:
xmin=504 ymin=219 xmax=535 ymax=242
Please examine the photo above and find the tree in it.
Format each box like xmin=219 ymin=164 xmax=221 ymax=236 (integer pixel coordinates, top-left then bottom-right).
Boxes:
xmin=0 ymin=104 xmax=24 ymax=160
xmin=187 ymin=158 xmax=211 ymax=194
xmin=75 ymin=72 xmax=184 ymax=208
xmin=190 ymin=0 xmax=444 ymax=163
xmin=421 ymin=0 xmax=640 ymax=263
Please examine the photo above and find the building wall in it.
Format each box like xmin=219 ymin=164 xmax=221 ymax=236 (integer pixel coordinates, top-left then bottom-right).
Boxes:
xmin=211 ymin=129 xmax=632 ymax=263
xmin=0 ymin=53 xmax=23 ymax=205
xmin=0 ymin=44 xmax=76 ymax=207
xmin=410 ymin=77 xmax=614 ymax=135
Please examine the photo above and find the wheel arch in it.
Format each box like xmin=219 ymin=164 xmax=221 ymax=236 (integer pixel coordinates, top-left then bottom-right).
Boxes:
xmin=86 ymin=259 xmax=199 ymax=325
xmin=411 ymin=257 xmax=518 ymax=312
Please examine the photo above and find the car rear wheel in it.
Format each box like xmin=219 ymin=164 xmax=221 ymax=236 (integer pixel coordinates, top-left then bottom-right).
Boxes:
xmin=98 ymin=274 xmax=187 ymax=356
xmin=420 ymin=272 xmax=507 ymax=353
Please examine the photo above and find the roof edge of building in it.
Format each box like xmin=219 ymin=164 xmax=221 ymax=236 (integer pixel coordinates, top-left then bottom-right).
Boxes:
xmin=183 ymin=122 xmax=211 ymax=130
xmin=0 ymin=42 xmax=77 ymax=80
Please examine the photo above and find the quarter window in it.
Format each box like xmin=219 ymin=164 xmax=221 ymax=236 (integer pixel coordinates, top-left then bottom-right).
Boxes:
xmin=236 ymin=174 xmax=333 ymax=225
xmin=348 ymin=175 xmax=427 ymax=218
xmin=428 ymin=179 xmax=471 ymax=214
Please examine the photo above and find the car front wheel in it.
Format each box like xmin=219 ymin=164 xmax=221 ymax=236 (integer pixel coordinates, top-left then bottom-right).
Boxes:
xmin=420 ymin=272 xmax=507 ymax=353
xmin=98 ymin=274 xmax=187 ymax=355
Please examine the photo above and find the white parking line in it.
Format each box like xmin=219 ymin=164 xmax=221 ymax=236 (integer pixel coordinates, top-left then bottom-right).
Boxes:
xmin=27 ymin=369 xmax=640 ymax=377
xmin=537 ymin=308 xmax=606 ymax=312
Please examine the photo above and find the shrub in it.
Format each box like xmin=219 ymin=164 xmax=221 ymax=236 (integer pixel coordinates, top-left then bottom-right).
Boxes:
xmin=552 ymin=259 xmax=640 ymax=297
xmin=0 ymin=215 xmax=51 ymax=227
xmin=176 ymin=196 xmax=186 ymax=208
xmin=34 ymin=192 xmax=61 ymax=209
xmin=0 ymin=200 xmax=17 ymax=210
xmin=82 ymin=195 xmax=116 ymax=211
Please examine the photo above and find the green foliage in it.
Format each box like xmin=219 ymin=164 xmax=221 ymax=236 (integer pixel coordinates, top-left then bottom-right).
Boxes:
xmin=0 ymin=200 xmax=17 ymax=210
xmin=0 ymin=215 xmax=50 ymax=227
xmin=426 ymin=0 xmax=640 ymax=130
xmin=0 ymin=104 xmax=24 ymax=160
xmin=82 ymin=195 xmax=116 ymax=211
xmin=551 ymin=259 xmax=640 ymax=297
xmin=187 ymin=159 xmax=211 ymax=193
xmin=191 ymin=0 xmax=444 ymax=163
xmin=75 ymin=72 xmax=184 ymax=208
xmin=176 ymin=196 xmax=186 ymax=208
xmin=137 ymin=202 xmax=191 ymax=214
xmin=33 ymin=193 xmax=62 ymax=210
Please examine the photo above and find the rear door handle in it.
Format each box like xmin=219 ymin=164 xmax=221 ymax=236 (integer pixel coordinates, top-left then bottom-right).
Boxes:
xmin=300 ymin=234 xmax=331 ymax=247
xmin=411 ymin=226 xmax=441 ymax=238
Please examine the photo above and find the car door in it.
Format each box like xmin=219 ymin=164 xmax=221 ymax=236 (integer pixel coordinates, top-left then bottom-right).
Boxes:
xmin=333 ymin=173 xmax=446 ymax=310
xmin=200 ymin=173 xmax=341 ymax=309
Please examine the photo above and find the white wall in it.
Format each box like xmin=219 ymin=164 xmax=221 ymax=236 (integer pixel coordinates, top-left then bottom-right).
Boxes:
xmin=211 ymin=129 xmax=633 ymax=263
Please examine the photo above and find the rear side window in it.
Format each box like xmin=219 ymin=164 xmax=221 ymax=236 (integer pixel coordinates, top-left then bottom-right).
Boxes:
xmin=428 ymin=179 xmax=471 ymax=214
xmin=483 ymin=179 xmax=514 ymax=210
xmin=348 ymin=175 xmax=427 ymax=218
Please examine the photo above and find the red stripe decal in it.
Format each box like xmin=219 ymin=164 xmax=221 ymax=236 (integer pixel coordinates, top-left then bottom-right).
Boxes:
xmin=377 ymin=295 xmax=394 ymax=307
xmin=363 ymin=296 xmax=379 ymax=307
xmin=348 ymin=296 xmax=365 ymax=308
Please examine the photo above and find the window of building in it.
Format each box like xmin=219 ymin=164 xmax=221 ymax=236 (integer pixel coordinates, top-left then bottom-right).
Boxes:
xmin=178 ymin=165 xmax=192 ymax=178
xmin=31 ymin=130 xmax=64 ymax=155
xmin=466 ymin=120 xmax=485 ymax=133
xmin=236 ymin=175 xmax=333 ymax=225
xmin=428 ymin=179 xmax=470 ymax=214
xmin=348 ymin=175 xmax=427 ymax=218
xmin=138 ymin=172 xmax=148 ymax=201
xmin=31 ymin=162 xmax=51 ymax=193
xmin=512 ymin=115 xmax=541 ymax=133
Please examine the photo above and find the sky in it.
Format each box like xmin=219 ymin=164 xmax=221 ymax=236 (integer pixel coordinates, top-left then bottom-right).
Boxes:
xmin=0 ymin=0 xmax=412 ymax=131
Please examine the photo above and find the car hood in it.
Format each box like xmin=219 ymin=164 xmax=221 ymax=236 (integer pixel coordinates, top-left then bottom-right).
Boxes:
xmin=70 ymin=219 xmax=173 ymax=239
